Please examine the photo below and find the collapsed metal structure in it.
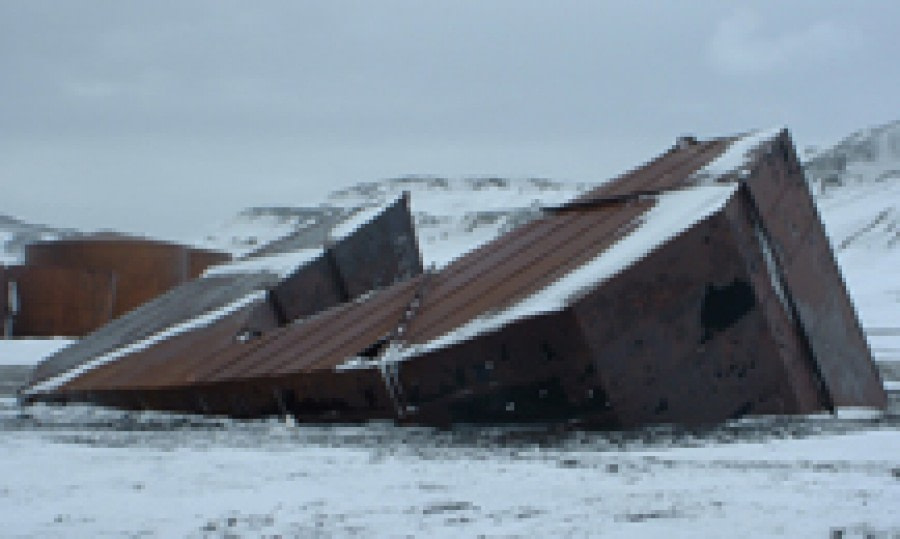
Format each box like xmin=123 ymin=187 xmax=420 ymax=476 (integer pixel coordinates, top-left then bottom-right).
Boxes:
xmin=22 ymin=129 xmax=886 ymax=427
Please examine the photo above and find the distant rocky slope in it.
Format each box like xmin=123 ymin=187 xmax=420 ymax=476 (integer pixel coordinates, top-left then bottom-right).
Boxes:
xmin=0 ymin=215 xmax=78 ymax=266
xmin=194 ymin=177 xmax=590 ymax=267
xmin=805 ymin=120 xmax=899 ymax=251
xmin=802 ymin=120 xmax=900 ymax=331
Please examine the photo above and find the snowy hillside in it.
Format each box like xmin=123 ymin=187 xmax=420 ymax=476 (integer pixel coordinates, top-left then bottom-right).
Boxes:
xmin=804 ymin=120 xmax=900 ymax=332
xmin=0 ymin=214 xmax=77 ymax=265
xmin=194 ymin=177 xmax=590 ymax=267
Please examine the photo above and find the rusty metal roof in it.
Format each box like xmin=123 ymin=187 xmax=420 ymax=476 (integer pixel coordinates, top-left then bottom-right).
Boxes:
xmin=578 ymin=137 xmax=732 ymax=200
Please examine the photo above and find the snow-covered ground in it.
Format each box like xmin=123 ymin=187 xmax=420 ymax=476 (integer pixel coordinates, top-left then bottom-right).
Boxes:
xmin=2 ymin=125 xmax=898 ymax=537
xmin=1 ymin=397 xmax=898 ymax=538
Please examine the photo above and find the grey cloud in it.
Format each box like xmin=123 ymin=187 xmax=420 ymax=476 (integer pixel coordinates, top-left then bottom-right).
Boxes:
xmin=1 ymin=1 xmax=898 ymax=238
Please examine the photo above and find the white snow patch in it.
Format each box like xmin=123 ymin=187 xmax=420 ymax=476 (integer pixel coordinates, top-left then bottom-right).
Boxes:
xmin=0 ymin=339 xmax=75 ymax=367
xmin=695 ymin=126 xmax=785 ymax=180
xmin=202 ymin=249 xmax=323 ymax=279
xmin=23 ymin=291 xmax=266 ymax=395
xmin=398 ymin=184 xmax=739 ymax=361
xmin=328 ymin=198 xmax=399 ymax=242
xmin=1 ymin=410 xmax=898 ymax=538
xmin=832 ymin=407 xmax=885 ymax=420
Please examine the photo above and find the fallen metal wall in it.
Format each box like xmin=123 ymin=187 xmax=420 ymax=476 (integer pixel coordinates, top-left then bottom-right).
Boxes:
xmin=396 ymin=308 xmax=618 ymax=427
xmin=741 ymin=131 xmax=886 ymax=409
xmin=266 ymin=193 xmax=423 ymax=325
xmin=570 ymin=202 xmax=827 ymax=428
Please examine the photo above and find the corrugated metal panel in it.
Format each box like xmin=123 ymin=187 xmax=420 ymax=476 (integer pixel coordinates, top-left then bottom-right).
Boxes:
xmin=63 ymin=303 xmax=260 ymax=391
xmin=180 ymin=275 xmax=424 ymax=384
xmin=30 ymin=272 xmax=279 ymax=384
xmin=576 ymin=138 xmax=732 ymax=200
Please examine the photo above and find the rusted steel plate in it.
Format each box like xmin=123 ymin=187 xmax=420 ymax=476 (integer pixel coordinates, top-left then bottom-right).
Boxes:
xmin=268 ymin=255 xmax=347 ymax=323
xmin=62 ymin=301 xmax=262 ymax=391
xmin=200 ymin=275 xmax=423 ymax=383
xmin=26 ymin=239 xmax=187 ymax=318
xmin=329 ymin=192 xmax=423 ymax=298
xmin=4 ymin=265 xmax=115 ymax=338
xmin=397 ymin=309 xmax=616 ymax=427
xmin=720 ymin=190 xmax=827 ymax=412
xmin=578 ymin=138 xmax=731 ymax=200
xmin=741 ymin=132 xmax=885 ymax=409
xmin=570 ymin=207 xmax=827 ymax=427
xmin=403 ymin=202 xmax=651 ymax=346
xmin=25 ymin=238 xmax=231 ymax=319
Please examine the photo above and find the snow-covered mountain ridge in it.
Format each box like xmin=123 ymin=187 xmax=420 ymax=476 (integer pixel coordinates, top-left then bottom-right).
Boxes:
xmin=0 ymin=215 xmax=79 ymax=265
xmin=195 ymin=177 xmax=591 ymax=267
xmin=800 ymin=120 xmax=899 ymax=331
xmin=806 ymin=120 xmax=899 ymax=251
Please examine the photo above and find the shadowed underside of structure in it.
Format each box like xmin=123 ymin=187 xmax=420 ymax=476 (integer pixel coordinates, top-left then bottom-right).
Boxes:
xmin=22 ymin=129 xmax=886 ymax=428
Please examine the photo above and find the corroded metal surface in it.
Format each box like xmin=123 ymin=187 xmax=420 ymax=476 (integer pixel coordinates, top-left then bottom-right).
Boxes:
xmin=33 ymin=196 xmax=423 ymax=400
xmin=3 ymin=265 xmax=115 ymax=337
xmin=740 ymin=131 xmax=886 ymax=409
xmin=30 ymin=273 xmax=279 ymax=385
xmin=245 ymin=193 xmax=422 ymax=328
xmin=576 ymin=138 xmax=731 ymax=200
xmin=28 ymin=130 xmax=886 ymax=427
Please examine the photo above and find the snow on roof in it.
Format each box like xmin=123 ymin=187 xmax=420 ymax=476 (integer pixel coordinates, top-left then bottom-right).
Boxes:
xmin=695 ymin=127 xmax=785 ymax=181
xmin=393 ymin=183 xmax=739 ymax=363
xmin=328 ymin=196 xmax=402 ymax=243
xmin=23 ymin=290 xmax=266 ymax=396
xmin=202 ymin=248 xmax=324 ymax=279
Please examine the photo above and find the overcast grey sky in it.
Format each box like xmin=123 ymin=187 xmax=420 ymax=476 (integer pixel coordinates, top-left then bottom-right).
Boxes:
xmin=1 ymin=1 xmax=897 ymax=240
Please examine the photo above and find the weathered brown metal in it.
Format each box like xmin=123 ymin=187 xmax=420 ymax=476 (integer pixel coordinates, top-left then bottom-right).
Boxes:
xmin=187 ymin=249 xmax=232 ymax=279
xmin=24 ymin=238 xmax=228 ymax=318
xmin=738 ymin=131 xmax=885 ymax=409
xmin=577 ymin=137 xmax=733 ymax=200
xmin=243 ymin=193 xmax=422 ymax=330
xmin=3 ymin=265 xmax=115 ymax=337
xmin=29 ymin=273 xmax=278 ymax=385
xmin=30 ymin=195 xmax=423 ymax=401
xmin=29 ymin=129 xmax=886 ymax=427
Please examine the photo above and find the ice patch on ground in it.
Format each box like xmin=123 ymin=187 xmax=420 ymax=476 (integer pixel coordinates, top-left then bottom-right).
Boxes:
xmin=0 ymin=339 xmax=75 ymax=367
